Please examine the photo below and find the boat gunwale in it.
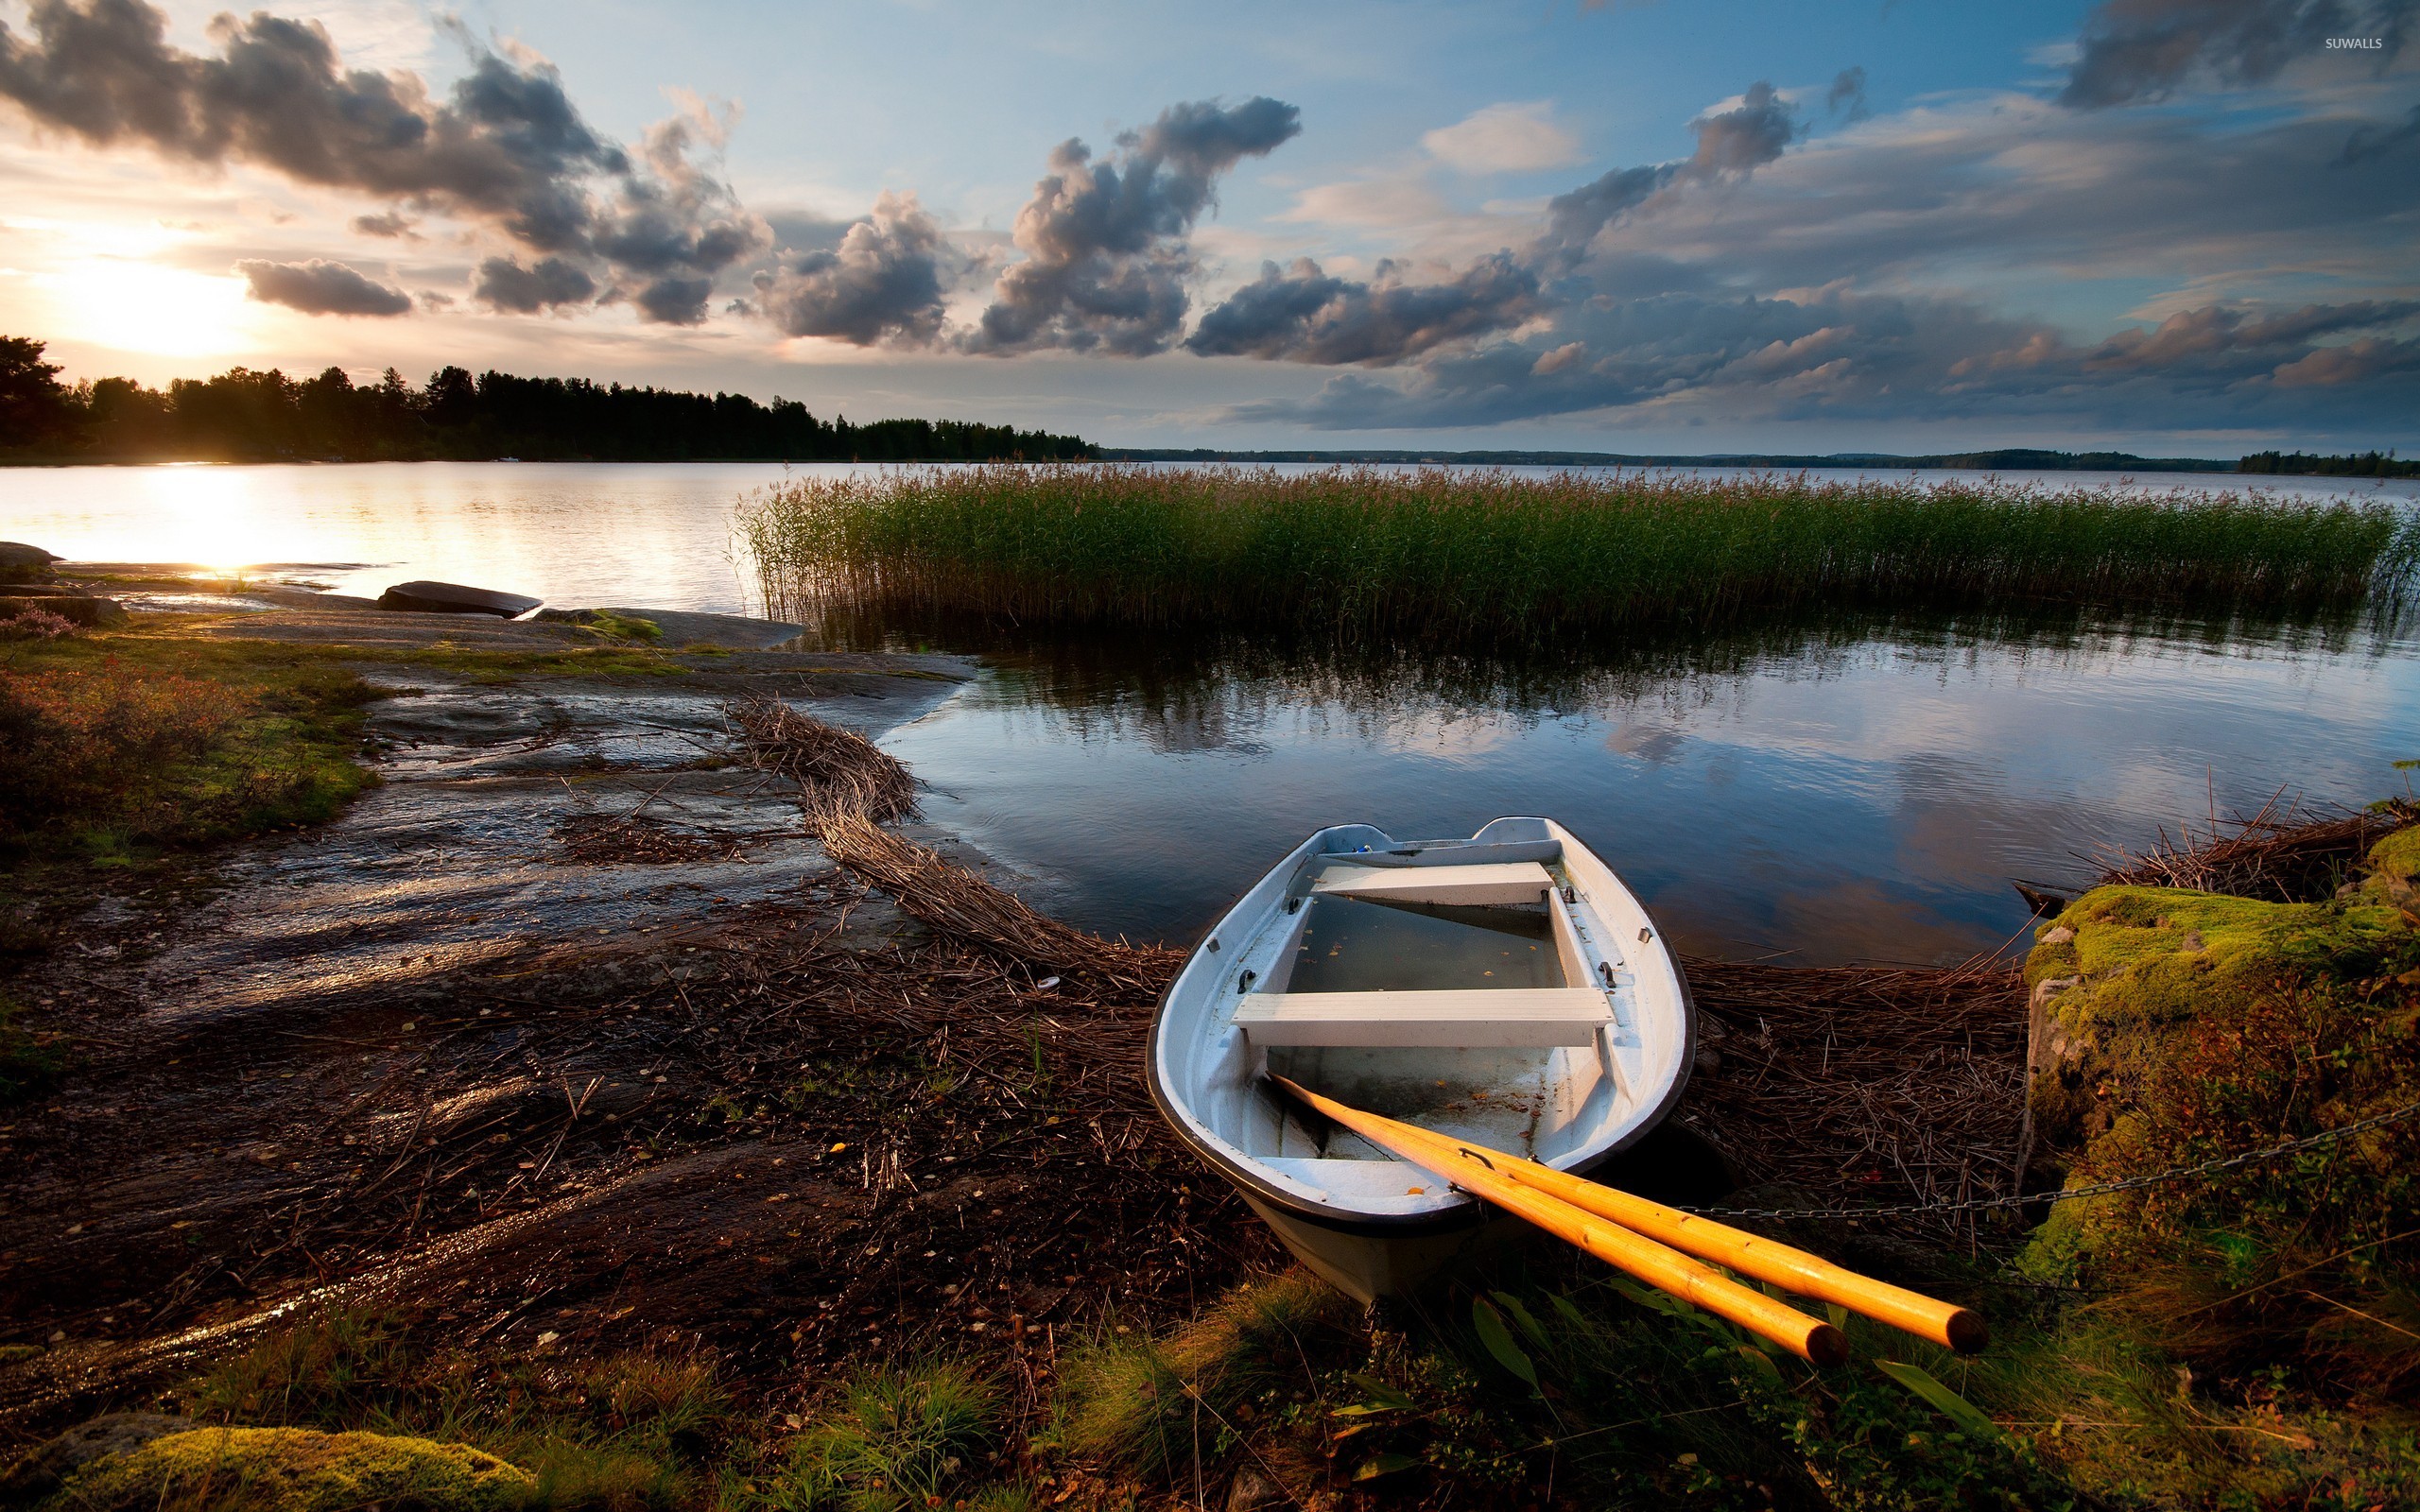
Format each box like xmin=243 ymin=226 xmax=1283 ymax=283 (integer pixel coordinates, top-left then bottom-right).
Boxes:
xmin=1144 ymin=818 xmax=1699 ymax=1238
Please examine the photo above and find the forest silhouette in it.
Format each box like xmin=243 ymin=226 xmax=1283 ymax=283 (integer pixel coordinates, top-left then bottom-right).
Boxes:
xmin=0 ymin=337 xmax=1097 ymax=464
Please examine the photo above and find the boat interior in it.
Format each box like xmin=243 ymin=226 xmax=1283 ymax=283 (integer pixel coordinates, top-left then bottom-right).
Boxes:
xmin=1156 ymin=818 xmax=1688 ymax=1220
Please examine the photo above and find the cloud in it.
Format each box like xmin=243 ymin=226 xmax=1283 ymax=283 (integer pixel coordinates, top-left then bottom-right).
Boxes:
xmin=1191 ymin=81 xmax=1797 ymax=367
xmin=1826 ymin=65 xmax=1870 ymax=121
xmin=1185 ymin=253 xmax=1542 ymax=364
xmin=1539 ymin=82 xmax=1796 ymax=263
xmin=1235 ymin=288 xmax=2420 ymax=431
xmin=351 ymin=209 xmax=416 ymax=237
xmin=2059 ymin=0 xmax=2409 ymax=108
xmin=2335 ymin=99 xmax=2420 ymax=162
xmin=962 ymin=95 xmax=1302 ymax=355
xmin=1422 ymin=100 xmax=1582 ymax=173
xmin=752 ymin=191 xmax=953 ymax=345
xmin=587 ymin=105 xmax=766 ymax=325
xmin=473 ymin=254 xmax=596 ymax=312
xmin=2081 ymin=299 xmax=2420 ymax=373
xmin=235 ymin=256 xmax=411 ymax=315
xmin=0 ymin=0 xmax=762 ymax=322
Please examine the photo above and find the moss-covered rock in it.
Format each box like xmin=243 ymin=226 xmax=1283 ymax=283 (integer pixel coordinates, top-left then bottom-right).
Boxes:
xmin=45 ymin=1426 xmax=533 ymax=1512
xmin=2019 ymin=822 xmax=2420 ymax=1301
xmin=2025 ymin=878 xmax=2410 ymax=1156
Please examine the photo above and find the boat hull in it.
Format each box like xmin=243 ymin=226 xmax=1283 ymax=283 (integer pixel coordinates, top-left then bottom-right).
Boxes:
xmin=1241 ymin=1193 xmax=1515 ymax=1304
xmin=1147 ymin=817 xmax=1696 ymax=1302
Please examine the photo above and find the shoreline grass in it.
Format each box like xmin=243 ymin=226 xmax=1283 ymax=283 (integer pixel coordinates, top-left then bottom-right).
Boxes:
xmin=738 ymin=465 xmax=2420 ymax=648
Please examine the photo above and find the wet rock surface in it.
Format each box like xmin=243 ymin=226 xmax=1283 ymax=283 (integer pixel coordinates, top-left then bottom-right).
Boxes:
xmin=113 ymin=654 xmax=964 ymax=1029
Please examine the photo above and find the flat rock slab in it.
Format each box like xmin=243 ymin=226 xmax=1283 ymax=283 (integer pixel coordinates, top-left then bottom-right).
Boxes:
xmin=171 ymin=606 xmax=600 ymax=649
xmin=599 ymin=608 xmax=806 ymax=649
xmin=78 ymin=659 xmax=969 ymax=1029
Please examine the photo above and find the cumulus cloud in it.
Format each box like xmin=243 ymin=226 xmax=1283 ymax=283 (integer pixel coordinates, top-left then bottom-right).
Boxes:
xmin=1422 ymin=100 xmax=1582 ymax=173
xmin=0 ymin=0 xmax=762 ymax=322
xmin=235 ymin=256 xmax=412 ymax=316
xmin=474 ymin=255 xmax=596 ymax=312
xmin=1185 ymin=254 xmax=1543 ymax=364
xmin=2059 ymin=0 xmax=2409 ymax=108
xmin=962 ymin=95 xmax=1301 ymax=355
xmin=587 ymin=106 xmax=766 ymax=325
xmin=351 ymin=209 xmax=416 ymax=237
xmin=752 ymin=191 xmax=953 ymax=345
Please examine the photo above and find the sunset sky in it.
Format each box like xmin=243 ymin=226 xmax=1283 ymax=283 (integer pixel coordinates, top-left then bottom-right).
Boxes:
xmin=2 ymin=0 xmax=2414 ymax=453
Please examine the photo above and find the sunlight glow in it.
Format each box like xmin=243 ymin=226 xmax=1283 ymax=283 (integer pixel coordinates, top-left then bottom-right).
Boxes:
xmin=41 ymin=260 xmax=255 ymax=358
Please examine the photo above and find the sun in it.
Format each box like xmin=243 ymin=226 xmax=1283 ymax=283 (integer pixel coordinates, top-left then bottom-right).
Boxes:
xmin=42 ymin=259 xmax=255 ymax=359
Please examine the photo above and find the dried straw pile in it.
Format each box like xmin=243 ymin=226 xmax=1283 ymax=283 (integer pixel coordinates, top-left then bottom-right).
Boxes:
xmin=810 ymin=808 xmax=1184 ymax=995
xmin=1676 ymin=957 xmax=2029 ymax=1238
xmin=2094 ymin=792 xmax=2415 ymax=902
xmin=728 ymin=695 xmax=919 ymax=823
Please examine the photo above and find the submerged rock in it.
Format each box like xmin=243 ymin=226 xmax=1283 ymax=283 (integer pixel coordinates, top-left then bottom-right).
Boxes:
xmin=42 ymin=1426 xmax=532 ymax=1512
xmin=375 ymin=580 xmax=543 ymax=618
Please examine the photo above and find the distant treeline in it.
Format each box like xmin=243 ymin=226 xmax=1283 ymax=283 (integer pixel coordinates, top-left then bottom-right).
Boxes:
xmin=0 ymin=336 xmax=1097 ymax=464
xmin=1103 ymin=446 xmax=2241 ymax=471
xmin=2238 ymin=450 xmax=2415 ymax=478
xmin=1109 ymin=445 xmax=2418 ymax=476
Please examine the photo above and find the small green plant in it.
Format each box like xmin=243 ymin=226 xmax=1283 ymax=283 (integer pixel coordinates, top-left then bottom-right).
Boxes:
xmin=193 ymin=1309 xmax=416 ymax=1428
xmin=1053 ymin=1274 xmax=1354 ymax=1484
xmin=776 ymin=1361 xmax=999 ymax=1512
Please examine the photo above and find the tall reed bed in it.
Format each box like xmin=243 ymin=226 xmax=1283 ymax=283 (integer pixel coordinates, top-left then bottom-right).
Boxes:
xmin=738 ymin=465 xmax=2420 ymax=645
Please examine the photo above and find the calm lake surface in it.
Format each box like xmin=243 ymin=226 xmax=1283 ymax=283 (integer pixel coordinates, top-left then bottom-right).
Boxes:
xmin=9 ymin=459 xmax=2418 ymax=964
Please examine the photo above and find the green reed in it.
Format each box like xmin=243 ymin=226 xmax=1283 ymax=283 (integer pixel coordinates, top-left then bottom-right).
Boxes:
xmin=737 ymin=465 xmax=2420 ymax=647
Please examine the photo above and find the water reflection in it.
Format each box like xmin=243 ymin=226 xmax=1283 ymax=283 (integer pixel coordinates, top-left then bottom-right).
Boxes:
xmin=875 ymin=607 xmax=2420 ymax=966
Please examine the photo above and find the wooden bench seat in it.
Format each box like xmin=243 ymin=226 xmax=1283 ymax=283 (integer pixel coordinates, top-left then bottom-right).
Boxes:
xmin=1234 ymin=988 xmax=1610 ymax=1047
xmin=1311 ymin=861 xmax=1554 ymax=907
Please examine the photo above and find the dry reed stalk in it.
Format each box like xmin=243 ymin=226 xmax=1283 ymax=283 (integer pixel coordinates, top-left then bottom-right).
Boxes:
xmin=2093 ymin=792 xmax=2415 ymax=902
xmin=807 ymin=806 xmax=1184 ymax=995
xmin=728 ymin=694 xmax=919 ymax=822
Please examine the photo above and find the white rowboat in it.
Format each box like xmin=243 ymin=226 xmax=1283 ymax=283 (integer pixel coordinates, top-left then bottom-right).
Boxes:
xmin=1146 ymin=816 xmax=1696 ymax=1302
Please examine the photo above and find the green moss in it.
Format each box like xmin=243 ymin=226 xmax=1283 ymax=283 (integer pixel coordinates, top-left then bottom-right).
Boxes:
xmin=2031 ymin=885 xmax=2405 ymax=1039
xmin=2366 ymin=824 xmax=2420 ymax=888
xmin=578 ymin=610 xmax=663 ymax=644
xmin=2017 ymin=821 xmax=2420 ymax=1395
xmin=49 ymin=1426 xmax=533 ymax=1512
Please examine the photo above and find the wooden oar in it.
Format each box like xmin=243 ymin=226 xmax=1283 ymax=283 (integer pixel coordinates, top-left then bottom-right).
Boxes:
xmin=1271 ymin=1074 xmax=1985 ymax=1355
xmin=1270 ymin=1075 xmax=1848 ymax=1366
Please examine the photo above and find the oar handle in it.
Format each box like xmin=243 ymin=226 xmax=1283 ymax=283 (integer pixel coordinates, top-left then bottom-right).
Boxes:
xmin=1271 ymin=1075 xmax=1847 ymax=1366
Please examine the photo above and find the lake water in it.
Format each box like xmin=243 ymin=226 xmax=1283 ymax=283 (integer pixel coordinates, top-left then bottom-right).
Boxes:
xmin=8 ymin=459 xmax=2418 ymax=963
